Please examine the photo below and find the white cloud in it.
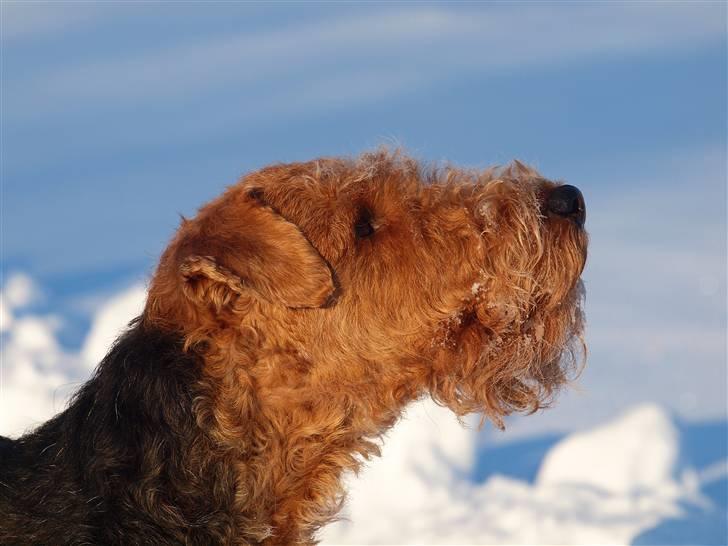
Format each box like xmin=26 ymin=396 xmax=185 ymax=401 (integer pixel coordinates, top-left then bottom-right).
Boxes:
xmin=2 ymin=272 xmax=41 ymax=309
xmin=0 ymin=281 xmax=144 ymax=436
xmin=81 ymin=284 xmax=146 ymax=368
xmin=322 ymin=404 xmax=721 ymax=545
xmin=538 ymin=404 xmax=681 ymax=494
xmin=0 ymin=311 xmax=77 ymax=436
xmin=0 ymin=298 xmax=11 ymax=334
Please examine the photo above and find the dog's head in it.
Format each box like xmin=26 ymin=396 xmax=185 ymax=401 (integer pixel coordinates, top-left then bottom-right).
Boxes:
xmin=146 ymin=151 xmax=587 ymax=426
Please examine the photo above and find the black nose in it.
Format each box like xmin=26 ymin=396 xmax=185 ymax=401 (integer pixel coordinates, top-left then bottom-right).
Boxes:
xmin=546 ymin=185 xmax=586 ymax=227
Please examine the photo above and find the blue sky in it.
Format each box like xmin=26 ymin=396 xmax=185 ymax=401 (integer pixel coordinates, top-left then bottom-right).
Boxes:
xmin=2 ymin=2 xmax=726 ymax=428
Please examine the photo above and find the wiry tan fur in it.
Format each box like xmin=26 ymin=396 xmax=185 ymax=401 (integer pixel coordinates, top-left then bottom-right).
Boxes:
xmin=140 ymin=150 xmax=588 ymax=544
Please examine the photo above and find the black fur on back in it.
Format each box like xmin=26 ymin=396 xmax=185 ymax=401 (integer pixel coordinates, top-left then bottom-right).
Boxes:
xmin=0 ymin=319 xmax=237 ymax=545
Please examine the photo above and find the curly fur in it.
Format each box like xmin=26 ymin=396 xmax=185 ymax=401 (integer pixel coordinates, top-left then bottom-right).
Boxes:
xmin=1 ymin=150 xmax=587 ymax=544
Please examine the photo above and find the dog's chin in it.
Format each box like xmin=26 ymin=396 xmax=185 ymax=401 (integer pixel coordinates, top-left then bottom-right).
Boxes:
xmin=428 ymin=283 xmax=584 ymax=426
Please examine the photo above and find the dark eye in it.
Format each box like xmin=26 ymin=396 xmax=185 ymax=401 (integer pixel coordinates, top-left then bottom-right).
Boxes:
xmin=247 ymin=187 xmax=267 ymax=206
xmin=354 ymin=208 xmax=375 ymax=239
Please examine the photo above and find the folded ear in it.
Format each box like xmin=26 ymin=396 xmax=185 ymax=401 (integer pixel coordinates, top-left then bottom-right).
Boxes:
xmin=175 ymin=196 xmax=335 ymax=310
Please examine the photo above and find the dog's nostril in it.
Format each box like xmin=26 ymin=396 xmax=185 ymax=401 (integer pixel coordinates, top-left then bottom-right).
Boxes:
xmin=546 ymin=185 xmax=586 ymax=227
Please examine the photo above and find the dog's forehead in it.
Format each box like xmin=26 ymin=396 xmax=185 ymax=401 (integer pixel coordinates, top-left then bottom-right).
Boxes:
xmin=240 ymin=161 xmax=424 ymax=215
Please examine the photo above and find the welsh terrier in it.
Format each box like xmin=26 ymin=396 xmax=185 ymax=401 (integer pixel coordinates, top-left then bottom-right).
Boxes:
xmin=0 ymin=151 xmax=587 ymax=544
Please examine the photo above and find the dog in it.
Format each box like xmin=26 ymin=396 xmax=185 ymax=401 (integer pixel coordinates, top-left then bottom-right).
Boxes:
xmin=0 ymin=151 xmax=587 ymax=544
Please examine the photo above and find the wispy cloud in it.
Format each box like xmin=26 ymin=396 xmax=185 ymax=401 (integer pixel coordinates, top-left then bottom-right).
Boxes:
xmin=1 ymin=2 xmax=112 ymax=41
xmin=6 ymin=3 xmax=724 ymax=120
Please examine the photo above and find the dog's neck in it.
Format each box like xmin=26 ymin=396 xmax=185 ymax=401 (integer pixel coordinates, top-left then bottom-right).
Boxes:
xmin=197 ymin=334 xmax=420 ymax=544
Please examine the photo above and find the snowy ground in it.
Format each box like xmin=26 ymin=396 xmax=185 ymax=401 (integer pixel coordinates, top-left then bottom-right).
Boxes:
xmin=1 ymin=273 xmax=726 ymax=545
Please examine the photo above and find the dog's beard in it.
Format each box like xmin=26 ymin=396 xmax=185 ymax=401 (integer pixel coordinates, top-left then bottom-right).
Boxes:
xmin=430 ymin=221 xmax=587 ymax=429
